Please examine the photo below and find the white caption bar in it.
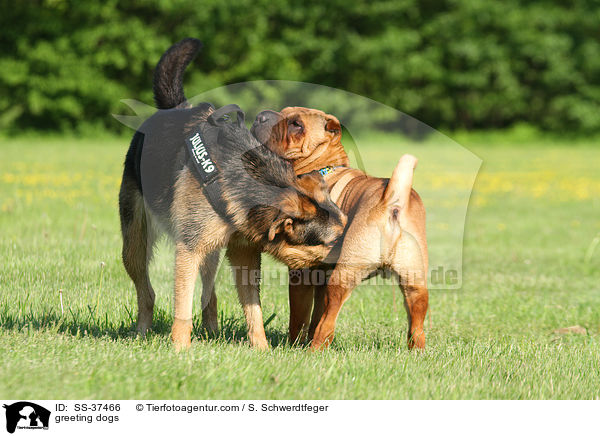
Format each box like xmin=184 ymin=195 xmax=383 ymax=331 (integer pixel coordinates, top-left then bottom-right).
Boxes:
xmin=0 ymin=400 xmax=595 ymax=436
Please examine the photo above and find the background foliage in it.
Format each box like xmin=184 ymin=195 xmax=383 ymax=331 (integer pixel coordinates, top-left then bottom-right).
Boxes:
xmin=1 ymin=0 xmax=599 ymax=134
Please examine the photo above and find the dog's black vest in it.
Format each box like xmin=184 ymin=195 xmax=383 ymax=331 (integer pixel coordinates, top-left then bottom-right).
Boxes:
xmin=183 ymin=104 xmax=245 ymax=222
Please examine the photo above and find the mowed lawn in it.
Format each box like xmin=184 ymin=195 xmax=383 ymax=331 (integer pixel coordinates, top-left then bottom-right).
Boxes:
xmin=0 ymin=135 xmax=599 ymax=399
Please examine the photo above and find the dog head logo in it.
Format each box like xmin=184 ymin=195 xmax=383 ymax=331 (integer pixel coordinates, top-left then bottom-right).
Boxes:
xmin=3 ymin=402 xmax=50 ymax=434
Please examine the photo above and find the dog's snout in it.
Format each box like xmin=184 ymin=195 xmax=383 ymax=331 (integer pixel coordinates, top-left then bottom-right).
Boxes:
xmin=251 ymin=111 xmax=281 ymax=146
xmin=255 ymin=110 xmax=279 ymax=125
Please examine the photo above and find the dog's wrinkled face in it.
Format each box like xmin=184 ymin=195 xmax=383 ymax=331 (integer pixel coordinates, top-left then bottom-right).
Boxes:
xmin=251 ymin=106 xmax=347 ymax=266
xmin=251 ymin=107 xmax=341 ymax=159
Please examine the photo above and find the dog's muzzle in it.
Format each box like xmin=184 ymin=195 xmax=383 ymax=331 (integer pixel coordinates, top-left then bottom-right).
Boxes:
xmin=251 ymin=110 xmax=283 ymax=145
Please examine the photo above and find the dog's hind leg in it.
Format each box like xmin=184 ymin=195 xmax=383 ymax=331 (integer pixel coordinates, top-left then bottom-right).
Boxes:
xmin=119 ymin=179 xmax=157 ymax=335
xmin=200 ymin=249 xmax=221 ymax=336
xmin=399 ymin=282 xmax=428 ymax=350
xmin=226 ymin=242 xmax=269 ymax=350
xmin=391 ymin=229 xmax=428 ymax=350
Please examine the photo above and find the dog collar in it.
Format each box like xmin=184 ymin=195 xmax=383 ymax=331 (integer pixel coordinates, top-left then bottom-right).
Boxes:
xmin=317 ymin=165 xmax=345 ymax=176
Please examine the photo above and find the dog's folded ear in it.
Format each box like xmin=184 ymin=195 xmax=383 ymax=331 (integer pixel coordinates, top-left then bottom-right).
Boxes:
xmin=325 ymin=118 xmax=341 ymax=134
xmin=268 ymin=213 xmax=294 ymax=241
xmin=266 ymin=192 xmax=311 ymax=242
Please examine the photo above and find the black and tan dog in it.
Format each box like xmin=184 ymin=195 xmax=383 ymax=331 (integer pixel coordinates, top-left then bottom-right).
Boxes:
xmin=119 ymin=40 xmax=346 ymax=350
xmin=252 ymin=107 xmax=428 ymax=350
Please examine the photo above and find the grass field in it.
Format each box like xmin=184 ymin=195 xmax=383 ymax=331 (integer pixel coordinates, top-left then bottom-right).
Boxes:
xmin=1 ymin=135 xmax=599 ymax=399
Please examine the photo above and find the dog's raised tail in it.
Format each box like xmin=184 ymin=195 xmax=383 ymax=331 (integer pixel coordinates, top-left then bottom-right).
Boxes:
xmin=153 ymin=38 xmax=202 ymax=109
xmin=381 ymin=154 xmax=418 ymax=211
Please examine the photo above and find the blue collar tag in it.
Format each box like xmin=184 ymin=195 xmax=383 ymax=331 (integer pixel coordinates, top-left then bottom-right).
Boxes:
xmin=318 ymin=165 xmax=344 ymax=176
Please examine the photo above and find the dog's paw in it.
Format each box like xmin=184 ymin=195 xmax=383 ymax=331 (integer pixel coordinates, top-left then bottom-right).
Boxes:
xmin=136 ymin=323 xmax=152 ymax=337
xmin=407 ymin=329 xmax=426 ymax=351
xmin=201 ymin=319 xmax=219 ymax=338
xmin=249 ymin=335 xmax=270 ymax=351
xmin=171 ymin=318 xmax=193 ymax=351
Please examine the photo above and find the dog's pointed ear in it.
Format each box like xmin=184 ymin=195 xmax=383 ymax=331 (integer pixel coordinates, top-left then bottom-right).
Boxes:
xmin=268 ymin=215 xmax=294 ymax=241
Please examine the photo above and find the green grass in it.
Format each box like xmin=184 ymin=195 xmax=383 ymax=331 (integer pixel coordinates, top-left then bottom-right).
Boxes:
xmin=1 ymin=135 xmax=599 ymax=399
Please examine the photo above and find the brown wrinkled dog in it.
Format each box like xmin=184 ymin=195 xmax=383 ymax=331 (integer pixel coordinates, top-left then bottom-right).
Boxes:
xmin=119 ymin=40 xmax=346 ymax=351
xmin=252 ymin=107 xmax=428 ymax=350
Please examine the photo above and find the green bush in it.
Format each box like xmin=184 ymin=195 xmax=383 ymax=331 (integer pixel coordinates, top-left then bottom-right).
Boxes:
xmin=0 ymin=0 xmax=599 ymax=134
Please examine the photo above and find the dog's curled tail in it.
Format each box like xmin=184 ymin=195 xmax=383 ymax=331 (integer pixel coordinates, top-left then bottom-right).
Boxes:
xmin=381 ymin=154 xmax=418 ymax=211
xmin=153 ymin=38 xmax=202 ymax=109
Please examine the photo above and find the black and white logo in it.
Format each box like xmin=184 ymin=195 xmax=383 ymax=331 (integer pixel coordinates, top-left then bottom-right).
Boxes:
xmin=188 ymin=132 xmax=216 ymax=174
xmin=3 ymin=402 xmax=50 ymax=434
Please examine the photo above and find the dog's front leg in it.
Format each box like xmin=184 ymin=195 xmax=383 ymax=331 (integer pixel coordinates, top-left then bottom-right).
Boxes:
xmin=310 ymin=265 xmax=364 ymax=351
xmin=307 ymin=284 xmax=326 ymax=341
xmin=171 ymin=242 xmax=202 ymax=351
xmin=288 ymin=269 xmax=314 ymax=345
xmin=226 ymin=243 xmax=269 ymax=350
xmin=309 ymin=283 xmax=348 ymax=350
xmin=200 ymin=249 xmax=221 ymax=336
